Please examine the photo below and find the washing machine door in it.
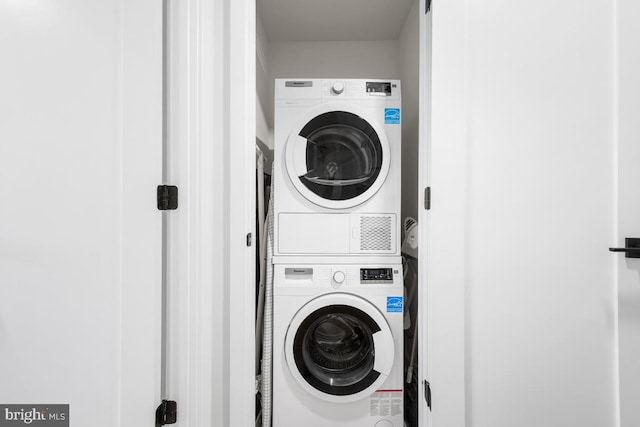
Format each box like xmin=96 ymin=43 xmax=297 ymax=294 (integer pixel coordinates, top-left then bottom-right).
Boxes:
xmin=285 ymin=102 xmax=391 ymax=209
xmin=284 ymin=293 xmax=395 ymax=403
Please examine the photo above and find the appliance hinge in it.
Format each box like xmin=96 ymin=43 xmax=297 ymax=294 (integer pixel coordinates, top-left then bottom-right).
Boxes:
xmin=424 ymin=187 xmax=431 ymax=210
xmin=424 ymin=380 xmax=432 ymax=410
xmin=155 ymin=400 xmax=177 ymax=425
xmin=157 ymin=185 xmax=178 ymax=210
xmin=426 ymin=0 xmax=432 ymax=13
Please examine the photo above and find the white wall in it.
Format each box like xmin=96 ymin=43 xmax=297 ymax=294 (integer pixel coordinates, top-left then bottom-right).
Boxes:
xmin=256 ymin=16 xmax=272 ymax=147
xmin=398 ymin=0 xmax=421 ymax=225
xmin=268 ymin=40 xmax=400 ymax=101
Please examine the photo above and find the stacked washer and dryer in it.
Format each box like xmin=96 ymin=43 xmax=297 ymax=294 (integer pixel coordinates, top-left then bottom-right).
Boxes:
xmin=271 ymin=79 xmax=404 ymax=427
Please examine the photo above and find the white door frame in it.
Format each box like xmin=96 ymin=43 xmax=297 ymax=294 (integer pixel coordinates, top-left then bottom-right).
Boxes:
xmin=226 ymin=0 xmax=258 ymax=426
xmin=224 ymin=1 xmax=444 ymax=426
xmin=163 ymin=0 xmax=234 ymax=425
xmin=616 ymin=0 xmax=640 ymax=424
xmin=165 ymin=0 xmax=257 ymax=425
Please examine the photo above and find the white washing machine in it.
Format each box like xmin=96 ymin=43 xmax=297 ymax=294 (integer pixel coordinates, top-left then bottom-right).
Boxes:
xmin=272 ymin=262 xmax=404 ymax=427
xmin=273 ymin=78 xmax=401 ymax=257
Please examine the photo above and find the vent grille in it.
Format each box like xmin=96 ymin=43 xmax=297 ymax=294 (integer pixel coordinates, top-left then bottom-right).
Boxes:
xmin=360 ymin=216 xmax=392 ymax=251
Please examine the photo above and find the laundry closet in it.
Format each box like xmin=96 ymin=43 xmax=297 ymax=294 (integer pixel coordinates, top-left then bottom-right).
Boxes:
xmin=0 ymin=1 xmax=626 ymax=426
xmin=254 ymin=1 xmax=426 ymax=426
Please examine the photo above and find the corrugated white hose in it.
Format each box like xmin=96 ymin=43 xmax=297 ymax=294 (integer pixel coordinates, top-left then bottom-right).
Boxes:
xmin=255 ymin=212 xmax=268 ymax=370
xmin=255 ymin=151 xmax=266 ymax=374
xmin=261 ymin=185 xmax=275 ymax=427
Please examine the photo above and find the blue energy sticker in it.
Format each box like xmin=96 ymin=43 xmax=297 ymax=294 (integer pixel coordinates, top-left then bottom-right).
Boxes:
xmin=387 ymin=296 xmax=403 ymax=313
xmin=384 ymin=108 xmax=400 ymax=124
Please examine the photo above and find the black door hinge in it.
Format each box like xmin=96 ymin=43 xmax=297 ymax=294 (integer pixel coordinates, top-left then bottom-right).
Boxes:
xmin=157 ymin=185 xmax=178 ymax=210
xmin=424 ymin=187 xmax=431 ymax=210
xmin=424 ymin=380 xmax=432 ymax=410
xmin=155 ymin=400 xmax=177 ymax=426
xmin=426 ymin=0 xmax=432 ymax=13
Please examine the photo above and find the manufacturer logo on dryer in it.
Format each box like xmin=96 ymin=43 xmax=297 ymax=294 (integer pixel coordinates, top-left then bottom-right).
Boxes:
xmin=386 ymin=296 xmax=403 ymax=312
xmin=384 ymin=108 xmax=400 ymax=124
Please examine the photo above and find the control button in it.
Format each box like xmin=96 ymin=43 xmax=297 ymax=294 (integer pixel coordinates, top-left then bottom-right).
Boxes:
xmin=333 ymin=271 xmax=346 ymax=284
xmin=331 ymin=81 xmax=345 ymax=95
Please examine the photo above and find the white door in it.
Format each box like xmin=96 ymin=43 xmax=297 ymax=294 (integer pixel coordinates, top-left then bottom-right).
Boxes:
xmin=616 ymin=0 xmax=640 ymax=425
xmin=422 ymin=0 xmax=617 ymax=426
xmin=0 ymin=1 xmax=163 ymax=426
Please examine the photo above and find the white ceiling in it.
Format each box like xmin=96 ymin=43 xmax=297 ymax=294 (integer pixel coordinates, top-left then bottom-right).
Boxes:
xmin=257 ymin=0 xmax=416 ymax=42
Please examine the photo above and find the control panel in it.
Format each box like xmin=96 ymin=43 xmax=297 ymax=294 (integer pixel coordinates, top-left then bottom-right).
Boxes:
xmin=360 ymin=268 xmax=394 ymax=284
xmin=366 ymin=81 xmax=392 ymax=96
xmin=279 ymin=79 xmax=400 ymax=102
xmin=277 ymin=265 xmax=401 ymax=287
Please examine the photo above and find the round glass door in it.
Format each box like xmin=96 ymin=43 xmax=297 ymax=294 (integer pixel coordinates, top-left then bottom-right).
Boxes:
xmin=285 ymin=105 xmax=390 ymax=209
xmin=295 ymin=305 xmax=379 ymax=395
xmin=284 ymin=293 xmax=394 ymax=403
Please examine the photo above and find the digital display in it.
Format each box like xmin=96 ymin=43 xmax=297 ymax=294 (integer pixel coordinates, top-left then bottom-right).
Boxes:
xmin=360 ymin=268 xmax=393 ymax=283
xmin=366 ymin=82 xmax=392 ymax=95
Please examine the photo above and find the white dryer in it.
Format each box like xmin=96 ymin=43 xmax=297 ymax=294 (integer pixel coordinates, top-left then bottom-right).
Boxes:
xmin=273 ymin=79 xmax=401 ymax=257
xmin=272 ymin=262 xmax=404 ymax=427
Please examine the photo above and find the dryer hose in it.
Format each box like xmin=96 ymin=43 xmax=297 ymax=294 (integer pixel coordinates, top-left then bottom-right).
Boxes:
xmin=260 ymin=183 xmax=275 ymax=427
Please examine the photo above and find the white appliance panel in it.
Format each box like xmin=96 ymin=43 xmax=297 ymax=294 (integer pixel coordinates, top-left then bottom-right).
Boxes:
xmin=278 ymin=213 xmax=351 ymax=254
xmin=277 ymin=213 xmax=397 ymax=255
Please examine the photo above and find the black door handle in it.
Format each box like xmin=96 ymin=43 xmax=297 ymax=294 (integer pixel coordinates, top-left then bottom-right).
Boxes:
xmin=609 ymin=247 xmax=640 ymax=253
xmin=610 ymin=238 xmax=640 ymax=258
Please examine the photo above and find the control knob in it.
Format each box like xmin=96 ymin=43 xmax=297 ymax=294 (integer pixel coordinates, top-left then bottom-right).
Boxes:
xmin=331 ymin=81 xmax=345 ymax=95
xmin=333 ymin=271 xmax=346 ymax=284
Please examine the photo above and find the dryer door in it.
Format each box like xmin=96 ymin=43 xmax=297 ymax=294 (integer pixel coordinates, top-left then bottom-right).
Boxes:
xmin=284 ymin=293 xmax=394 ymax=403
xmin=285 ymin=102 xmax=391 ymax=209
